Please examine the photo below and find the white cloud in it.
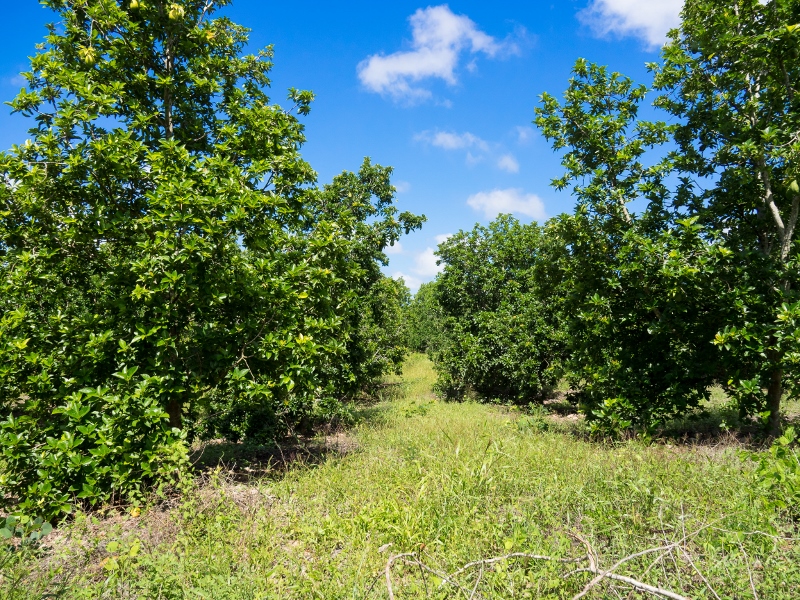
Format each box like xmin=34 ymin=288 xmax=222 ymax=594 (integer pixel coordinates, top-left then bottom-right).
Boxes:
xmin=416 ymin=129 xmax=519 ymax=172
xmin=434 ymin=233 xmax=453 ymax=244
xmin=385 ymin=241 xmax=404 ymax=255
xmin=467 ymin=188 xmax=547 ymax=220
xmin=392 ymin=272 xmax=423 ymax=293
xmin=392 ymin=235 xmax=453 ymax=292
xmin=414 ymin=247 xmax=444 ymax=277
xmin=415 ymin=130 xmax=489 ymax=152
xmin=357 ymin=5 xmax=516 ymax=101
xmin=2 ymin=73 xmax=27 ymax=88
xmin=579 ymin=0 xmax=683 ymax=48
xmin=515 ymin=125 xmax=535 ymax=144
xmin=497 ymin=154 xmax=519 ymax=173
xmin=394 ymin=180 xmax=411 ymax=193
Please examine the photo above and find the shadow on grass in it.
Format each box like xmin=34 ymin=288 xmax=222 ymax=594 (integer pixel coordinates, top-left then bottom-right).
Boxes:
xmin=530 ymin=388 xmax=785 ymax=449
xmin=189 ymin=399 xmax=396 ymax=481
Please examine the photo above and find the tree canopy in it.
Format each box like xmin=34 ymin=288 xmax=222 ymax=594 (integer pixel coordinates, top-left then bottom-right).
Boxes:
xmin=0 ymin=0 xmax=422 ymax=518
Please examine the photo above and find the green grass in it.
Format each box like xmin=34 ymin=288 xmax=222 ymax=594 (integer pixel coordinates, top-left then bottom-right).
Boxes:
xmin=4 ymin=354 xmax=800 ymax=599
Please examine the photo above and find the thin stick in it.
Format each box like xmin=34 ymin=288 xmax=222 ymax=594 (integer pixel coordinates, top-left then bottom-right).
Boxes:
xmin=385 ymin=553 xmax=415 ymax=600
xmin=679 ymin=547 xmax=721 ymax=600
xmin=710 ymin=527 xmax=800 ymax=542
xmin=738 ymin=542 xmax=759 ymax=600
xmin=572 ymin=543 xmax=681 ymax=600
xmin=386 ymin=553 xmax=468 ymax=597
xmin=568 ymin=568 xmax=691 ymax=600
xmin=468 ymin=564 xmax=484 ymax=600
xmin=570 ymin=532 xmax=598 ymax=571
xmin=448 ymin=552 xmax=585 ymax=581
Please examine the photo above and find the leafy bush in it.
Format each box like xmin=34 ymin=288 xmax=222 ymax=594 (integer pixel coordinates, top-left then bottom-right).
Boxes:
xmin=749 ymin=427 xmax=800 ymax=518
xmin=431 ymin=216 xmax=564 ymax=403
xmin=1 ymin=378 xmax=188 ymax=517
xmin=0 ymin=0 xmax=421 ymax=519
xmin=1 ymin=515 xmax=54 ymax=549
xmin=545 ymin=210 xmax=733 ymax=432
xmin=0 ymin=515 xmax=54 ymax=598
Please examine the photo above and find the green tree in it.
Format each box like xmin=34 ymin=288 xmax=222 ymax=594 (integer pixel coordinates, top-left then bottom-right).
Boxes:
xmin=535 ymin=0 xmax=800 ymax=435
xmin=405 ymin=282 xmax=445 ymax=353
xmin=535 ymin=61 xmax=732 ymax=431
xmin=432 ymin=215 xmax=564 ymax=403
xmin=0 ymin=0 xmax=421 ymax=518
xmin=654 ymin=0 xmax=800 ymax=436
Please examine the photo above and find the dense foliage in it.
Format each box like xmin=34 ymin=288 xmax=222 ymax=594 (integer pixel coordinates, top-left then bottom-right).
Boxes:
xmin=422 ymin=0 xmax=800 ymax=437
xmin=534 ymin=62 xmax=734 ymax=431
xmin=0 ymin=0 xmax=421 ymax=518
xmin=654 ymin=0 xmax=800 ymax=435
xmin=430 ymin=216 xmax=565 ymax=402
xmin=404 ymin=282 xmax=443 ymax=354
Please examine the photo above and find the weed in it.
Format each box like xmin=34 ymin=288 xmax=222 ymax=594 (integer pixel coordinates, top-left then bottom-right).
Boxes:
xmin=5 ymin=355 xmax=800 ymax=599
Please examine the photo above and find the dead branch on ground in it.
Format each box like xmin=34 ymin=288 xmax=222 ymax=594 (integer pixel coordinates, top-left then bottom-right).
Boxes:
xmin=381 ymin=533 xmax=704 ymax=600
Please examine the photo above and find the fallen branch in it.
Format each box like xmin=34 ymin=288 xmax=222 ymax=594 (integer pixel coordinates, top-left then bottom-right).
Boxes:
xmin=448 ymin=552 xmax=585 ymax=581
xmin=569 ymin=568 xmax=691 ymax=600
xmin=385 ymin=552 xmax=468 ymax=598
xmin=385 ymin=553 xmax=415 ymax=600
xmin=571 ymin=542 xmax=683 ymax=600
xmin=381 ymin=531 xmax=704 ymax=600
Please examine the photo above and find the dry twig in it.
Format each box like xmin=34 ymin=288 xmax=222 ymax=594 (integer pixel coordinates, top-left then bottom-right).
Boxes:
xmin=382 ymin=530 xmax=713 ymax=600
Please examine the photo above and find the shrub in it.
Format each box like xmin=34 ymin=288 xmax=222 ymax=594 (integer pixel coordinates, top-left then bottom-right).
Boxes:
xmin=0 ymin=0 xmax=421 ymax=518
xmin=431 ymin=216 xmax=564 ymax=403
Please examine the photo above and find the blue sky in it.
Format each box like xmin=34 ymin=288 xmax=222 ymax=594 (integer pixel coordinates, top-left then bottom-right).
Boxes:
xmin=0 ymin=1 xmax=682 ymax=291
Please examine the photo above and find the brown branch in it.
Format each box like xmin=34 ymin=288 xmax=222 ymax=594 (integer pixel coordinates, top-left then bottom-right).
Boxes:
xmin=385 ymin=553 xmax=415 ymax=600
xmin=382 ymin=528 xmax=719 ymax=600
xmin=569 ymin=568 xmax=691 ymax=600
xmin=571 ymin=543 xmax=683 ymax=600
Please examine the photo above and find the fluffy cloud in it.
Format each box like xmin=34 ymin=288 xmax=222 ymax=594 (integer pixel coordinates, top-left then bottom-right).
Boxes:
xmin=435 ymin=233 xmax=453 ymax=244
xmin=394 ymin=180 xmax=411 ymax=194
xmin=515 ymin=125 xmax=535 ymax=144
xmin=466 ymin=188 xmax=546 ymax=220
xmin=357 ymin=5 xmax=516 ymax=101
xmin=579 ymin=0 xmax=683 ymax=48
xmin=414 ymin=130 xmax=489 ymax=152
xmin=384 ymin=241 xmax=404 ymax=255
xmin=416 ymin=130 xmax=521 ymax=173
xmin=496 ymin=154 xmax=520 ymax=173
xmin=392 ymin=272 xmax=423 ymax=293
xmin=414 ymin=247 xmax=444 ymax=277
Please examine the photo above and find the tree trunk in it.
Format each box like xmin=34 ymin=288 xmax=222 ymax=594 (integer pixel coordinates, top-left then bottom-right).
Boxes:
xmin=167 ymin=398 xmax=182 ymax=430
xmin=766 ymin=367 xmax=783 ymax=439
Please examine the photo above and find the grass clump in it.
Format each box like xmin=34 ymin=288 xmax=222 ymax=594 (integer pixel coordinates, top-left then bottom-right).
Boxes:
xmin=4 ymin=354 xmax=799 ymax=599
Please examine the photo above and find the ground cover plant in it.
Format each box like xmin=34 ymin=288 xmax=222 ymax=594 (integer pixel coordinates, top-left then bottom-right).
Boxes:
xmin=3 ymin=355 xmax=799 ymax=599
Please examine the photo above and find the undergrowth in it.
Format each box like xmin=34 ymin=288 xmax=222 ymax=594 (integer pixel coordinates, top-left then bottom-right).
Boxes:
xmin=3 ymin=354 xmax=798 ymax=599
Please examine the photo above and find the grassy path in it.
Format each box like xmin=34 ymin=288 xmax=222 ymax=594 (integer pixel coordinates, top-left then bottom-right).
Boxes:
xmin=7 ymin=355 xmax=800 ymax=599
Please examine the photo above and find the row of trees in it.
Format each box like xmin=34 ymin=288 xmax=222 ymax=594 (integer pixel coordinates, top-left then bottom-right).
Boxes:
xmin=413 ymin=0 xmax=800 ymax=437
xmin=0 ymin=0 xmax=420 ymax=518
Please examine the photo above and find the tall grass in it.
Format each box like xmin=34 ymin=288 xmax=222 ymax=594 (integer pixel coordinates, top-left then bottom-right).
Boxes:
xmin=4 ymin=354 xmax=799 ymax=599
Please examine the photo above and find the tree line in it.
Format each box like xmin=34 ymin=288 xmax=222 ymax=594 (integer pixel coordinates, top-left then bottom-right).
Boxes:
xmin=0 ymin=0 xmax=419 ymax=519
xmin=2 ymin=0 xmax=798 ymax=521
xmin=408 ymin=0 xmax=800 ymax=438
